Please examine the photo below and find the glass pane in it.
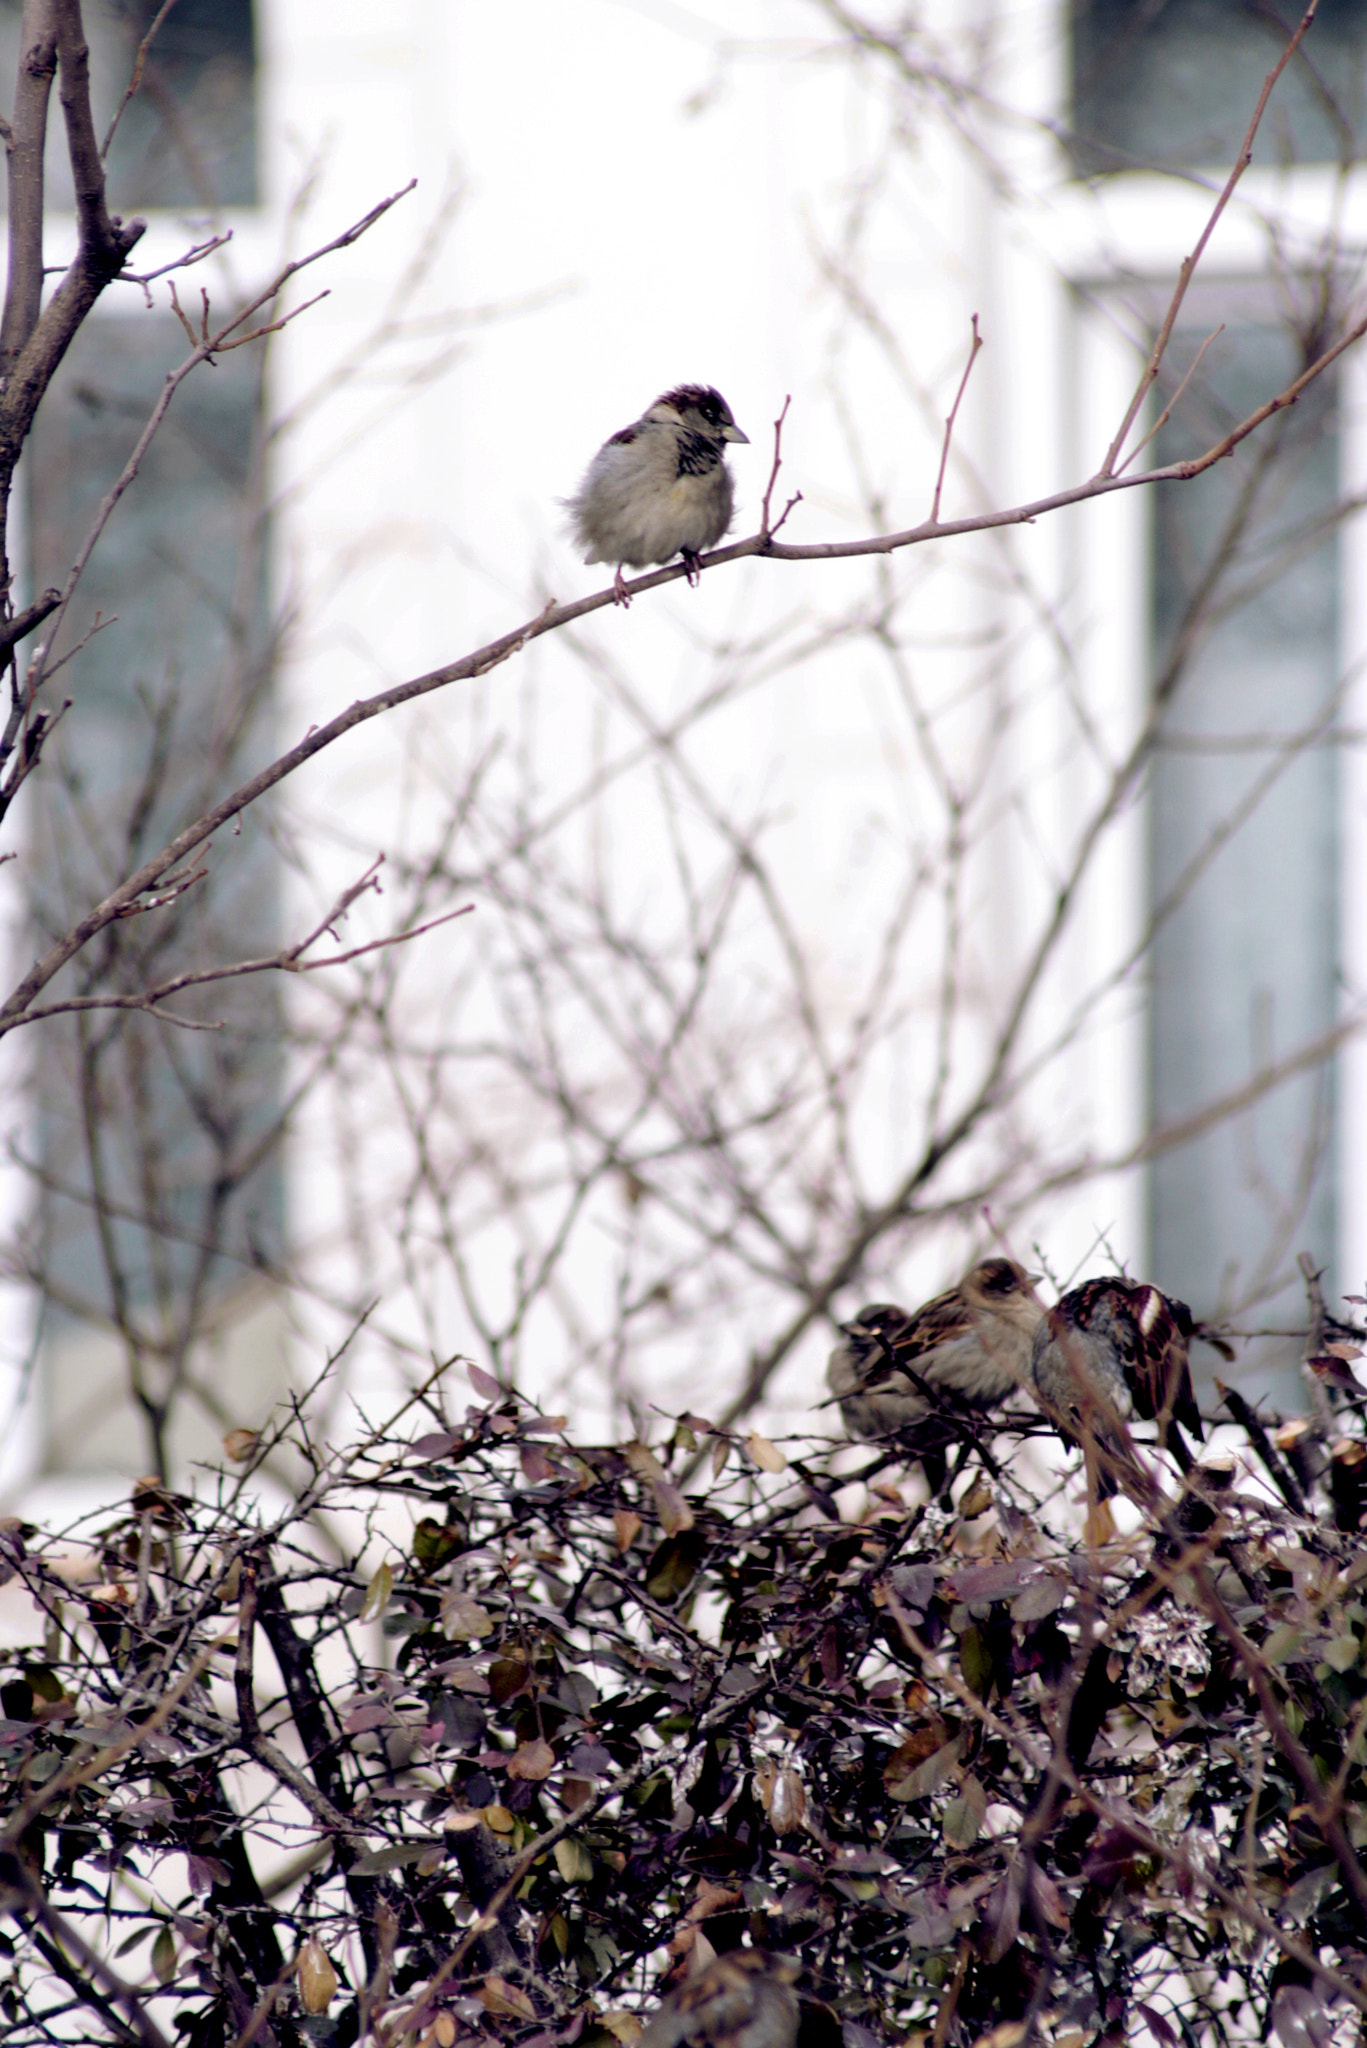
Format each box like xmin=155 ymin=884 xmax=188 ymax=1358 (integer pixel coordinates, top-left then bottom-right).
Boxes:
xmin=1072 ymin=0 xmax=1367 ymax=172
xmin=1148 ymin=324 xmax=1339 ymax=1394
xmin=24 ymin=314 xmax=282 ymax=1350
xmin=0 ymin=0 xmax=257 ymax=210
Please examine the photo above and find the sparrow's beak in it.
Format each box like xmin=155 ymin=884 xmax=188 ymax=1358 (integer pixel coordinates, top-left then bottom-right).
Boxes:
xmin=1027 ymin=1271 xmax=1044 ymax=1286
xmin=723 ymin=422 xmax=750 ymax=443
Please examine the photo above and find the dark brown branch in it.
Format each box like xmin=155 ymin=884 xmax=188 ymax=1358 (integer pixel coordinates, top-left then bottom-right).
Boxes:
xmin=0 ymin=3 xmax=146 ymax=529
xmin=53 ymin=0 xmax=121 ymax=255
xmin=0 ymin=583 xmax=60 ymax=651
xmin=0 ymin=1 xmax=58 ymax=384
xmin=1217 ymin=1380 xmax=1307 ymax=1516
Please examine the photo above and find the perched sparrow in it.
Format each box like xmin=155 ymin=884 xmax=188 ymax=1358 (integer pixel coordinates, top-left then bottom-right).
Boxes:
xmin=639 ymin=1950 xmax=799 ymax=2048
xmin=1030 ymin=1277 xmax=1206 ymax=1502
xmin=566 ymin=384 xmax=749 ymax=604
xmin=827 ymin=1257 xmax=1043 ymax=1493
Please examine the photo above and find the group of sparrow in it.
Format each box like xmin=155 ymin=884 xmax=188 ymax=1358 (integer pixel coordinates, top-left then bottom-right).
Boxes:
xmin=827 ymin=1253 xmax=1221 ymax=1510
xmin=569 ymin=388 xmax=1236 ymax=2048
xmin=565 ymin=394 xmax=1221 ymax=1507
xmin=630 ymin=1259 xmax=1218 ymax=2048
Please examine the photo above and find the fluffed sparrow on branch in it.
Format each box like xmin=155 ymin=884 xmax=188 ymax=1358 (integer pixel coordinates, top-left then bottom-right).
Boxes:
xmin=638 ymin=1950 xmax=799 ymax=2048
xmin=566 ymin=384 xmax=749 ymax=604
xmin=1029 ymin=1277 xmax=1208 ymax=1504
xmin=827 ymin=1257 xmax=1043 ymax=1493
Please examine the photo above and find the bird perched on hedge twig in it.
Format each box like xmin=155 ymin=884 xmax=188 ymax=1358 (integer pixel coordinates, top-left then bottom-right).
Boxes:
xmin=639 ymin=1949 xmax=800 ymax=2048
xmin=566 ymin=384 xmax=749 ymax=604
xmin=1030 ymin=1277 xmax=1213 ymax=1521
xmin=827 ymin=1257 xmax=1043 ymax=1495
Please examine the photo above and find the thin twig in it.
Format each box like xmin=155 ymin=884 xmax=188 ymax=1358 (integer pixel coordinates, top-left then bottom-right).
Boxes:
xmin=1118 ymin=322 xmax=1225 ymax=475
xmin=100 ymin=0 xmax=179 ymax=161
xmin=759 ymin=393 xmax=795 ymax=540
xmin=930 ymin=312 xmax=982 ymax=522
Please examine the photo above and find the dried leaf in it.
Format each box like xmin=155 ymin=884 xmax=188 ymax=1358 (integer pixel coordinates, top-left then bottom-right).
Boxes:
xmin=413 ymin=1520 xmax=463 ymax=1572
xmin=883 ymin=1727 xmax=959 ymax=1802
xmin=296 ymin=1938 xmax=337 ymax=2015
xmin=441 ymin=1591 xmax=494 ymax=1641
xmin=360 ymin=1561 xmax=393 ymax=1623
xmin=481 ymin=1975 xmax=537 ymax=2021
xmin=1135 ymin=2004 xmax=1178 ymax=2048
xmin=745 ymin=1430 xmax=786 ymax=1473
xmin=488 ymin=1655 xmax=531 ymax=1705
xmin=614 ymin=1509 xmax=643 ymax=1553
xmin=623 ymin=1441 xmax=669 ymax=1484
xmin=1310 ymin=1355 xmax=1364 ymax=1395
xmin=768 ymin=1765 xmax=806 ymax=1834
xmin=653 ymin=1479 xmax=695 ymax=1536
xmin=983 ymin=1862 xmax=1022 ymax=1961
xmin=151 ymin=1924 xmax=177 ymax=1986
xmin=1029 ymin=1864 xmax=1072 ymax=1930
xmin=412 ymin=1429 xmax=464 ymax=1461
xmin=25 ymin=1664 xmax=65 ymax=1705
xmin=688 ymin=1879 xmax=742 ymax=1921
xmin=222 ymin=1429 xmax=259 ymax=1463
xmin=351 ymin=1841 xmax=438 ymax=1874
xmin=1011 ymin=1575 xmax=1064 ymax=1623
xmin=959 ymin=1476 xmax=993 ymax=1519
xmin=959 ymin=1624 xmax=993 ymax=1698
xmin=1271 ymin=1985 xmax=1333 ymax=2048
xmin=520 ymin=1442 xmax=557 ymax=1483
xmin=507 ymin=1737 xmax=555 ymax=1781
xmin=88 ymin=1582 xmax=133 ymax=1607
xmin=942 ymin=1773 xmax=986 ymax=1848
xmin=711 ymin=1436 xmax=730 ymax=1479
xmin=553 ymin=1835 xmax=594 ymax=1883
xmin=646 ymin=1532 xmax=703 ymax=1601
xmin=468 ymin=1361 xmax=506 ymax=1402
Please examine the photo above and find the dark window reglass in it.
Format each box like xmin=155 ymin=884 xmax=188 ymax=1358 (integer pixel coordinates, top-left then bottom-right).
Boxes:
xmin=1072 ymin=0 xmax=1367 ymax=172
xmin=25 ymin=314 xmax=281 ymax=1334
xmin=0 ymin=0 xmax=257 ymax=210
xmin=1147 ymin=323 xmax=1340 ymax=1391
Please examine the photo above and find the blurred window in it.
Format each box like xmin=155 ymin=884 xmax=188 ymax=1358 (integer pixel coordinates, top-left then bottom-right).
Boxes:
xmin=0 ymin=0 xmax=257 ymax=212
xmin=24 ymin=315 xmax=282 ymax=1469
xmin=1147 ymin=325 xmax=1340 ymax=1343
xmin=4 ymin=2 xmax=274 ymax=1474
xmin=1071 ymin=0 xmax=1367 ymax=172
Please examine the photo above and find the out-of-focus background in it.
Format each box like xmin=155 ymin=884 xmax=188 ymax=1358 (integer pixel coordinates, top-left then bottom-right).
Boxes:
xmin=2 ymin=0 xmax=1365 ymax=1515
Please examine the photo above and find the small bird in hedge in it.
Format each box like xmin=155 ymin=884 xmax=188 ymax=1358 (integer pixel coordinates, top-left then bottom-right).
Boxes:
xmin=638 ymin=1949 xmax=799 ymax=2048
xmin=1029 ymin=1276 xmax=1214 ymax=1507
xmin=566 ymin=384 xmax=749 ymax=604
xmin=827 ymin=1257 xmax=1044 ymax=1494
